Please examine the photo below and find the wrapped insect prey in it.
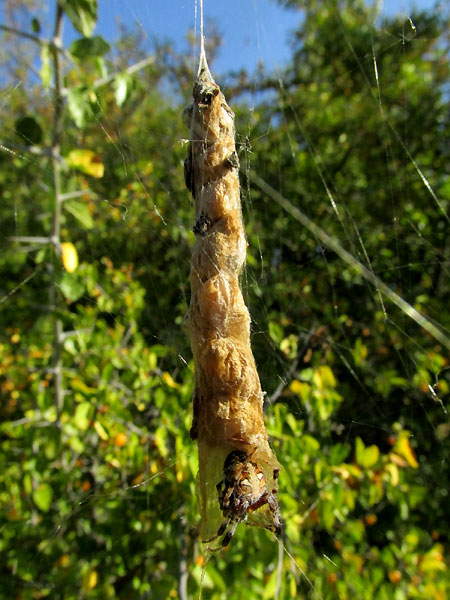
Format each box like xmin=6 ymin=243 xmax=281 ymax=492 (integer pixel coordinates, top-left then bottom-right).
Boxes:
xmin=184 ymin=58 xmax=282 ymax=548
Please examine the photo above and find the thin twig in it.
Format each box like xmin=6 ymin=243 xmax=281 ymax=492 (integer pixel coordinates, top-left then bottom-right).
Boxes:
xmin=60 ymin=189 xmax=94 ymax=201
xmin=60 ymin=328 xmax=93 ymax=340
xmin=92 ymin=56 xmax=156 ymax=89
xmin=266 ymin=327 xmax=316 ymax=406
xmin=178 ymin=512 xmax=189 ymax=600
xmin=8 ymin=236 xmax=53 ymax=244
xmin=0 ymin=23 xmax=70 ymax=61
xmin=0 ymin=23 xmax=47 ymax=46
xmin=49 ymin=3 xmax=65 ymax=420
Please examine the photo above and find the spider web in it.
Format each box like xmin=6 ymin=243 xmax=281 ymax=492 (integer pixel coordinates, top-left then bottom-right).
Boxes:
xmin=0 ymin=0 xmax=449 ymax=598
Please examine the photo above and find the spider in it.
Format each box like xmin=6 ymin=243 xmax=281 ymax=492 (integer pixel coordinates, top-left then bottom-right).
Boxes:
xmin=204 ymin=449 xmax=282 ymax=548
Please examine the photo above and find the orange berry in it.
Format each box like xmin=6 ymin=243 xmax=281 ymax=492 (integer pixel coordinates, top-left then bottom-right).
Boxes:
xmin=389 ymin=570 xmax=402 ymax=584
xmin=81 ymin=480 xmax=91 ymax=492
xmin=114 ymin=433 xmax=127 ymax=448
xmin=365 ymin=513 xmax=377 ymax=526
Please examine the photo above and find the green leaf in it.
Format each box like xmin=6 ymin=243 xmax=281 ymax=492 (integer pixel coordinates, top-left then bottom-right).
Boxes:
xmin=33 ymin=483 xmax=52 ymax=512
xmin=361 ymin=444 xmax=379 ymax=468
xmin=355 ymin=436 xmax=365 ymax=465
xmin=23 ymin=473 xmax=33 ymax=494
xmin=74 ymin=401 xmax=91 ymax=430
xmin=67 ymin=86 xmax=97 ymax=128
xmin=15 ymin=116 xmax=42 ymax=146
xmin=262 ymin=569 xmax=278 ymax=599
xmin=329 ymin=443 xmax=351 ymax=465
xmin=59 ymin=0 xmax=97 ymax=37
xmin=344 ymin=519 xmax=365 ymax=542
xmin=268 ymin=321 xmax=283 ymax=344
xmin=64 ymin=199 xmax=94 ymax=229
xmin=59 ymin=272 xmax=85 ymax=302
xmin=155 ymin=428 xmax=168 ymax=457
xmin=69 ymin=35 xmax=110 ymax=60
xmin=31 ymin=17 xmax=41 ymax=34
xmin=355 ymin=437 xmax=379 ymax=468
xmin=318 ymin=500 xmax=335 ymax=530
xmin=40 ymin=44 xmax=51 ymax=89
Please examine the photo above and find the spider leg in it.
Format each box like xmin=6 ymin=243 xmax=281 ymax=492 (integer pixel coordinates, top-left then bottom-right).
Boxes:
xmin=267 ymin=493 xmax=282 ymax=536
xmin=247 ymin=490 xmax=269 ymax=513
xmin=202 ymin=518 xmax=230 ymax=544
xmin=221 ymin=520 xmax=239 ymax=548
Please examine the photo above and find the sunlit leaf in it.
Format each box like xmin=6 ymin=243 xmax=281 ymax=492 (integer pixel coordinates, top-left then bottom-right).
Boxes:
xmin=61 ymin=242 xmax=79 ymax=273
xmin=59 ymin=272 xmax=85 ymax=302
xmin=64 ymin=199 xmax=94 ymax=229
xmin=161 ymin=371 xmax=178 ymax=388
xmin=40 ymin=44 xmax=51 ymax=88
xmin=66 ymin=149 xmax=104 ymax=178
xmin=113 ymin=74 xmax=129 ymax=107
xmin=67 ymin=87 xmax=97 ymax=128
xmin=385 ymin=463 xmax=399 ymax=486
xmin=82 ymin=568 xmax=98 ymax=591
xmin=355 ymin=436 xmax=379 ymax=468
xmin=33 ymin=483 xmax=52 ymax=512
xmin=59 ymin=0 xmax=97 ymax=37
xmin=94 ymin=420 xmax=109 ymax=440
xmin=290 ymin=379 xmax=310 ymax=402
xmin=74 ymin=401 xmax=91 ymax=430
xmin=393 ymin=431 xmax=419 ymax=468
xmin=155 ymin=428 xmax=168 ymax=457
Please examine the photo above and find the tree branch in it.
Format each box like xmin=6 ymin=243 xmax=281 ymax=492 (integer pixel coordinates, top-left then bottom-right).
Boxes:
xmin=0 ymin=23 xmax=67 ymax=56
xmin=0 ymin=23 xmax=46 ymax=46
xmin=49 ymin=3 xmax=65 ymax=420
xmin=92 ymin=55 xmax=155 ymax=89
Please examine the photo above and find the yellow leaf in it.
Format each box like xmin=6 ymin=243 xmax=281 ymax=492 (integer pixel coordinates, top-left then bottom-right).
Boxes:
xmin=393 ymin=431 xmax=419 ymax=468
xmin=389 ymin=452 xmax=408 ymax=468
xmin=162 ymin=371 xmax=178 ymax=388
xmin=290 ymin=379 xmax=310 ymax=401
xmin=61 ymin=242 xmax=79 ymax=273
xmin=385 ymin=463 xmax=399 ymax=486
xmin=83 ymin=569 xmax=98 ymax=590
xmin=313 ymin=365 xmax=336 ymax=390
xmin=66 ymin=149 xmax=104 ymax=178
xmin=420 ymin=545 xmax=446 ymax=573
xmin=94 ymin=420 xmax=109 ymax=440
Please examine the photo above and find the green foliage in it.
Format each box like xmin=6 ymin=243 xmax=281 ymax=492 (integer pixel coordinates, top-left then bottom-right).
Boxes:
xmin=59 ymin=0 xmax=98 ymax=37
xmin=0 ymin=0 xmax=449 ymax=598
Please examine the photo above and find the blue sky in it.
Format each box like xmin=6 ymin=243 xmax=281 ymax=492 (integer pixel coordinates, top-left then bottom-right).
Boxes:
xmin=90 ymin=0 xmax=441 ymax=75
xmin=3 ymin=0 xmax=443 ymax=77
